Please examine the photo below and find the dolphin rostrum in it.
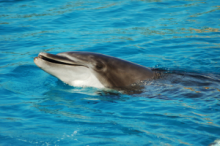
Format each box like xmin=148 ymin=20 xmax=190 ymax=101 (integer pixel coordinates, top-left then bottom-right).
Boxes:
xmin=34 ymin=51 xmax=157 ymax=89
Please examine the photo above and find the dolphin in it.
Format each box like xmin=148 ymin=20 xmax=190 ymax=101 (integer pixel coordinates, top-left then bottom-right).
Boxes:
xmin=34 ymin=51 xmax=157 ymax=89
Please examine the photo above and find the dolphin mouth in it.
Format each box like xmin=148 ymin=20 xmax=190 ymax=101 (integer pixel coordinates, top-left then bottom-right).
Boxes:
xmin=39 ymin=55 xmax=77 ymax=65
xmin=37 ymin=52 xmax=86 ymax=67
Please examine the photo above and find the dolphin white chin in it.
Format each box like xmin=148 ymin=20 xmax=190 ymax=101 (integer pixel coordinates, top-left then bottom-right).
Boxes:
xmin=34 ymin=52 xmax=104 ymax=88
xmin=34 ymin=51 xmax=155 ymax=89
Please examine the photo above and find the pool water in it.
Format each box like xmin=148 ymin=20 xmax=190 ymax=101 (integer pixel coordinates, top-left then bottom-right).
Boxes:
xmin=0 ymin=0 xmax=220 ymax=145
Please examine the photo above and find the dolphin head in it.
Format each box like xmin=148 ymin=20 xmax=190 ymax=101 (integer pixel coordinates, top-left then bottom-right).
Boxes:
xmin=34 ymin=51 xmax=154 ymax=89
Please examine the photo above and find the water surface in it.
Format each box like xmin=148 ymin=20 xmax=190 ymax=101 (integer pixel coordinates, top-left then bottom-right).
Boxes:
xmin=0 ymin=0 xmax=220 ymax=145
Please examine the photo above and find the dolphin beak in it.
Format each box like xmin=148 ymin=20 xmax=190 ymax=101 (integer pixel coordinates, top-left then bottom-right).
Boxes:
xmin=35 ymin=52 xmax=86 ymax=67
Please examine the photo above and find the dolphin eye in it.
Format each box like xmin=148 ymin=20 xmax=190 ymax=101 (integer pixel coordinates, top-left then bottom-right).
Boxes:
xmin=96 ymin=61 xmax=104 ymax=70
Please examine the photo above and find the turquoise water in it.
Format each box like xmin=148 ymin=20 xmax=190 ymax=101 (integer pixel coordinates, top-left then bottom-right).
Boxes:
xmin=1 ymin=0 xmax=220 ymax=145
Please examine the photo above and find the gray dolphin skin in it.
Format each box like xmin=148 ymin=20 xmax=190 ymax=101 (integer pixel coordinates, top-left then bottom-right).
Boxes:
xmin=34 ymin=51 xmax=156 ymax=89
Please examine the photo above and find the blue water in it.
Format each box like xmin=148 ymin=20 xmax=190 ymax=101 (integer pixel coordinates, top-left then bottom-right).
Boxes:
xmin=1 ymin=0 xmax=220 ymax=145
